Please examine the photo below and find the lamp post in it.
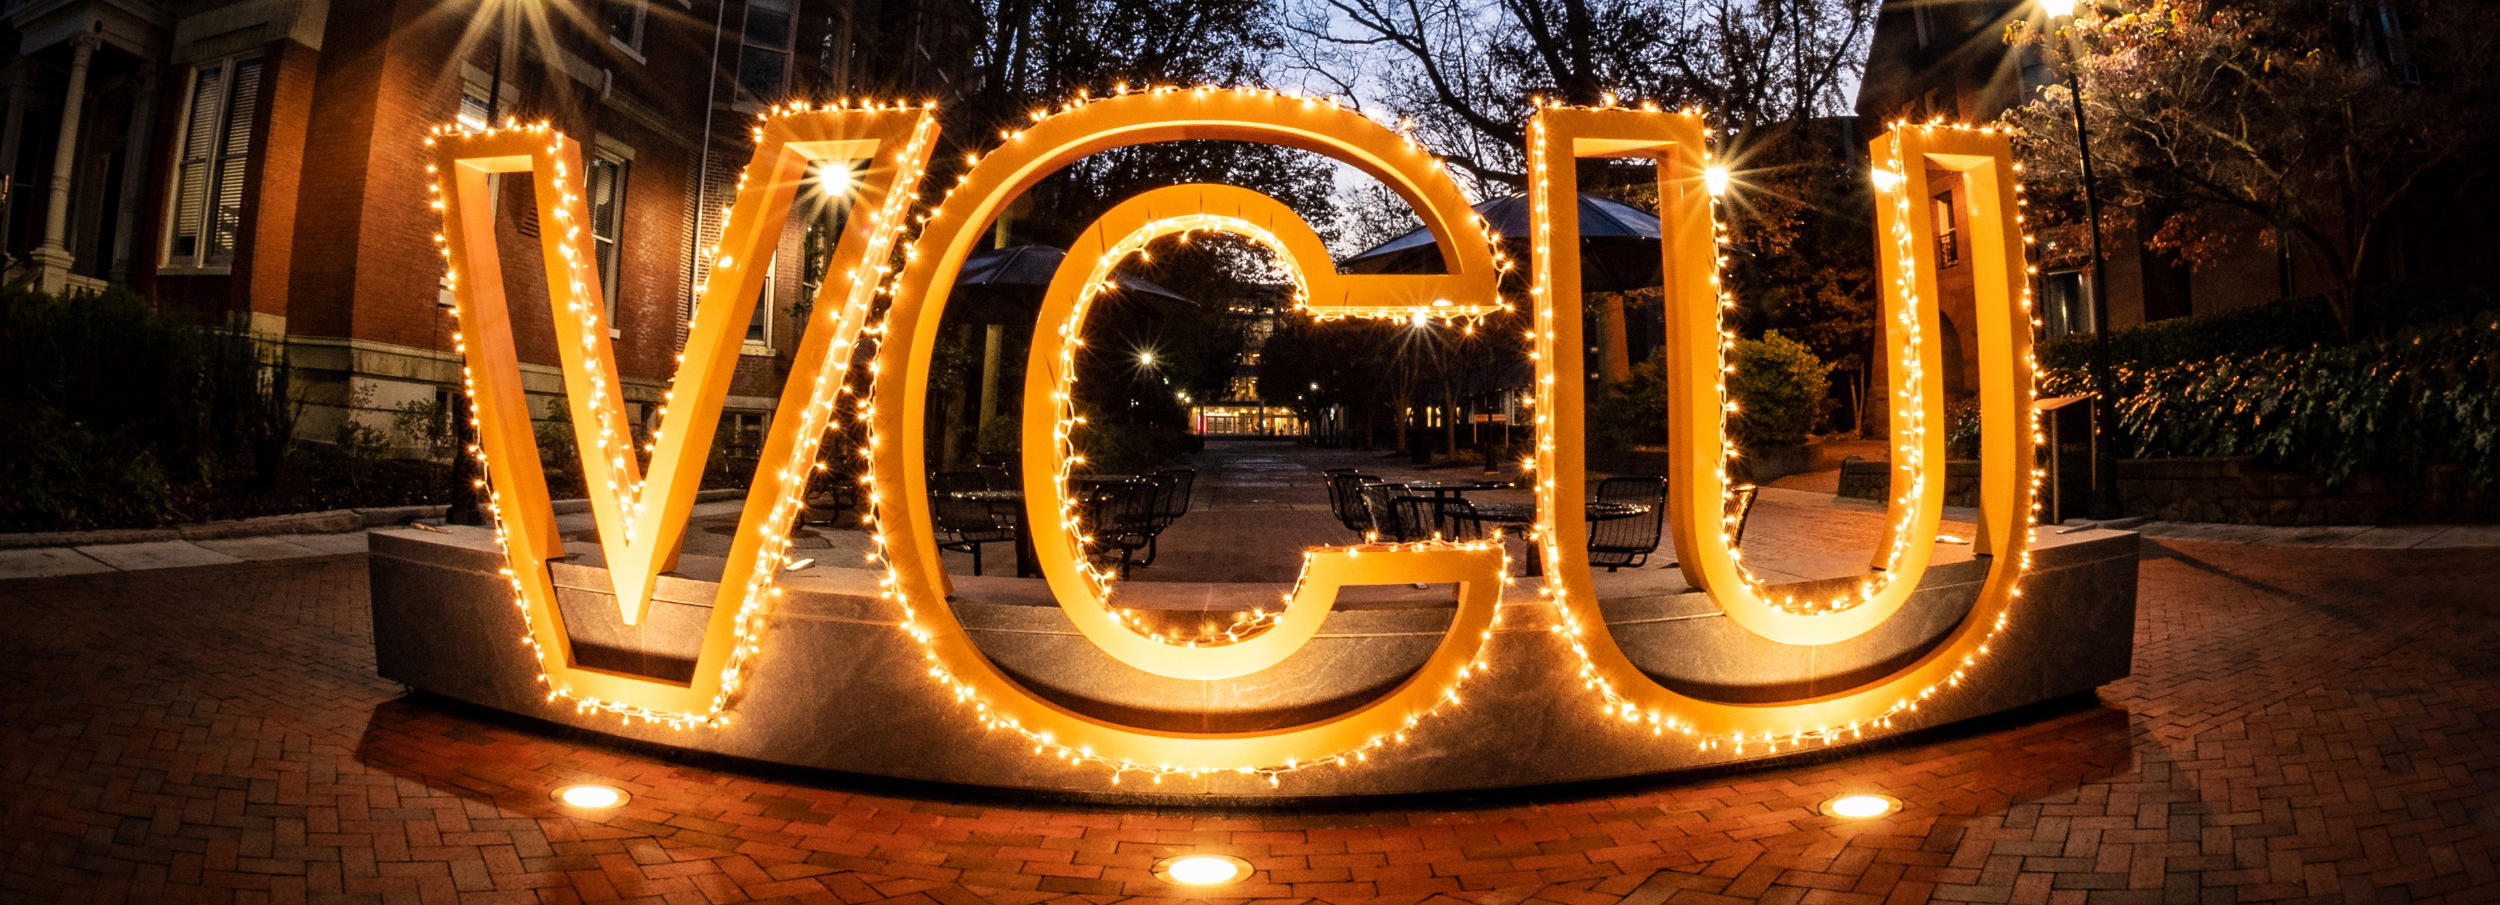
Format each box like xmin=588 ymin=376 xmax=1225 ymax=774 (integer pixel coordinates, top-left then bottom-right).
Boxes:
xmin=2039 ymin=0 xmax=2122 ymax=520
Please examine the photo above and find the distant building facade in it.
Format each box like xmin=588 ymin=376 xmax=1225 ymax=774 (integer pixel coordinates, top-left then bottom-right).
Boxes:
xmin=1188 ymin=283 xmax=1304 ymax=437
xmin=1 ymin=0 xmax=971 ymax=449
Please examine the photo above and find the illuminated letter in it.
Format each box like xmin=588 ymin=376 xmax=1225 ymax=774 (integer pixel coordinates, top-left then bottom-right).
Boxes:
xmin=870 ymin=88 xmax=1509 ymax=773
xmin=1528 ymin=111 xmax=2041 ymax=746
xmin=432 ymin=108 xmax=936 ymax=723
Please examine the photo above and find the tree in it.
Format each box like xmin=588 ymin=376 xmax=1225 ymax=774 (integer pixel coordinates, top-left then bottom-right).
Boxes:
xmin=1281 ymin=0 xmax=1876 ymax=189
xmin=954 ymin=0 xmax=1339 ymax=243
xmin=1288 ymin=0 xmax=1878 ymax=437
xmin=2003 ymin=0 xmax=2500 ymax=337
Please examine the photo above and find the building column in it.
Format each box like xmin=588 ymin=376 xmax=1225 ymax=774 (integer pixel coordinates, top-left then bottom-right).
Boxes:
xmin=0 ymin=57 xmax=37 ymax=257
xmin=31 ymin=33 xmax=101 ymax=294
xmin=107 ymin=61 xmax=157 ymax=283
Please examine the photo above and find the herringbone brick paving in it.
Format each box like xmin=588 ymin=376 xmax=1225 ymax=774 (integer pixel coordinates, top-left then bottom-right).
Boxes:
xmin=4 ymin=538 xmax=2497 ymax=904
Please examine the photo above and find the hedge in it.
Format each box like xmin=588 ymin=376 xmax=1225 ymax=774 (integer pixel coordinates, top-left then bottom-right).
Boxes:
xmin=2041 ymin=316 xmax=2500 ymax=487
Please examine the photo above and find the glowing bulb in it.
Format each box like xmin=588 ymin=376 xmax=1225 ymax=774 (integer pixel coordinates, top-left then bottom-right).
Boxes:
xmin=2039 ymin=0 xmax=2076 ymax=17
xmin=1154 ymin=854 xmax=1250 ymax=886
xmin=1821 ymin=793 xmax=1899 ymax=819
xmin=1703 ymin=165 xmax=1732 ymax=197
xmin=553 ymin=784 xmax=627 ymax=809
xmin=1870 ymin=168 xmax=1904 ymax=192
xmin=814 ymin=160 xmax=857 ymax=199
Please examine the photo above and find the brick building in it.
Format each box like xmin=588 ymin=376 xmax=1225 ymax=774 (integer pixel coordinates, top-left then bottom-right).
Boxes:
xmin=1 ymin=0 xmax=971 ymax=448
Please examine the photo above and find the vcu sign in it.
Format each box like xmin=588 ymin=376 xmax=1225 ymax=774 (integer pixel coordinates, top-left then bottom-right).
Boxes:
xmin=430 ymin=88 xmax=2039 ymax=779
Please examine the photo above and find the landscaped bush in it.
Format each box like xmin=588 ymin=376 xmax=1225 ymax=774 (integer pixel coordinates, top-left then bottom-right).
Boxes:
xmin=0 ymin=288 xmax=299 ymax=531
xmin=1070 ymin=412 xmax=1184 ymax=475
xmin=1589 ymin=354 xmax=1667 ymax=452
xmin=1588 ymin=332 xmax=1831 ymax=451
xmin=2037 ymin=294 xmax=2341 ymax=372
xmin=2041 ymin=317 xmax=2500 ymax=487
xmin=2038 ymin=284 xmax=2500 ymax=374
xmin=1728 ymin=331 xmax=1830 ymax=448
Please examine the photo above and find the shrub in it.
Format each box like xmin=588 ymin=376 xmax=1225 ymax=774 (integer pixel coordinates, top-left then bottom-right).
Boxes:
xmin=0 ymin=288 xmax=297 ymax=531
xmin=2042 ymin=316 xmax=2500 ymax=487
xmin=2037 ymin=295 xmax=2340 ymax=373
xmin=1589 ymin=354 xmax=1667 ymax=452
xmin=977 ymin=413 xmax=1021 ymax=461
xmin=1728 ymin=331 xmax=1830 ymax=448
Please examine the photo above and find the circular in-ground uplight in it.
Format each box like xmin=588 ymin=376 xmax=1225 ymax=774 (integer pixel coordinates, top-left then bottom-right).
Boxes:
xmin=553 ymin=784 xmax=628 ymax=810
xmin=1152 ymin=853 xmax=1251 ymax=886
xmin=1820 ymin=793 xmax=1901 ymax=819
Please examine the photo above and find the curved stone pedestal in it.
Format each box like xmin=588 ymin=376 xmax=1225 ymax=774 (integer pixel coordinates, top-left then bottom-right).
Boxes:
xmin=367 ymin=526 xmax=2137 ymax=802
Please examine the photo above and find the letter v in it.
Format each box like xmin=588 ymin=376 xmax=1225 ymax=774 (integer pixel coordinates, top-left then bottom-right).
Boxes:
xmin=430 ymin=108 xmax=936 ymax=723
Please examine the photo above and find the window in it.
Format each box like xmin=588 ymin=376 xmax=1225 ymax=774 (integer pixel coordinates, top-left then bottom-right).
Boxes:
xmin=456 ymin=87 xmax=491 ymax=131
xmin=735 ymin=0 xmax=795 ymax=104
xmin=586 ymin=151 xmax=627 ymax=333
xmin=1931 ymin=191 xmax=1960 ymax=269
xmin=599 ymin=0 xmax=647 ymax=54
xmin=163 ymin=55 xmax=262 ymax=270
xmin=2039 ymin=271 xmax=2090 ymax=338
xmin=746 ymin=253 xmax=776 ymax=352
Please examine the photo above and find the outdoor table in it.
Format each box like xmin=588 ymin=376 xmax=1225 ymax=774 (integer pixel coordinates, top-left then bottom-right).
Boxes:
xmin=1405 ymin=479 xmax=1512 ymax=498
xmin=1461 ymin=501 xmax=1650 ymax=576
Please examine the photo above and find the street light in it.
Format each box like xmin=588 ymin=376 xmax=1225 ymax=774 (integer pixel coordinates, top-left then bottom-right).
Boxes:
xmin=2040 ymin=0 xmax=2122 ymax=520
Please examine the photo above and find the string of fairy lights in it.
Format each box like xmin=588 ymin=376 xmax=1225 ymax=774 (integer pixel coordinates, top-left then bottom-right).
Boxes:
xmin=427 ymin=102 xmax=937 ymax=728
xmin=1525 ymin=112 xmax=2052 ymax=756
xmin=428 ymin=85 xmax=2049 ymax=781
xmin=846 ymin=87 xmax=1520 ymax=779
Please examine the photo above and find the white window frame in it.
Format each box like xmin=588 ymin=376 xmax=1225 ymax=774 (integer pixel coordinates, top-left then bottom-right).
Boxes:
xmin=160 ymin=54 xmax=264 ymax=273
xmin=588 ymin=137 xmax=633 ymax=340
xmin=743 ymin=252 xmax=776 ymax=356
xmin=1931 ymin=190 xmax=1961 ymax=270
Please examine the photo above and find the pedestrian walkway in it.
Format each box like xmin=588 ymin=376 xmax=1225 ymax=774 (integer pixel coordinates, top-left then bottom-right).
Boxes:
xmin=9 ymin=441 xmax=2496 ymax=588
xmin=5 ymin=513 xmax=2497 ymax=902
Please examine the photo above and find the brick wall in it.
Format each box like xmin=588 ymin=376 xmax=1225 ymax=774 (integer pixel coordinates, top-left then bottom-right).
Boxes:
xmin=241 ymin=40 xmax=316 ymax=321
xmin=283 ymin=0 xmax=392 ymax=341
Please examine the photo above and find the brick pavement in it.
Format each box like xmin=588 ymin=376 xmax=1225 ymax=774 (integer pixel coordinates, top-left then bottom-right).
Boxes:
xmin=5 ymin=537 xmax=2499 ymax=904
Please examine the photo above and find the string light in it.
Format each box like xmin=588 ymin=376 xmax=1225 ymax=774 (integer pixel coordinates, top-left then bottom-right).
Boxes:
xmin=429 ymin=103 xmax=938 ymax=727
xmin=1522 ymin=106 xmax=2047 ymax=751
xmin=429 ymin=88 xmax=2053 ymax=781
xmin=860 ymin=86 xmax=1514 ymax=780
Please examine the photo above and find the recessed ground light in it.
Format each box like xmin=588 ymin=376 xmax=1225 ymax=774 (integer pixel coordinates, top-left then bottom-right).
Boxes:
xmin=552 ymin=784 xmax=628 ymax=809
xmin=1152 ymin=853 xmax=1250 ymax=886
xmin=1820 ymin=793 xmax=1901 ymax=819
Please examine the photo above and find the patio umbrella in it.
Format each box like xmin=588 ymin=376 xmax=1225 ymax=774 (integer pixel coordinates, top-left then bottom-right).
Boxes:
xmin=1343 ymin=193 xmax=1665 ymax=292
xmin=950 ymin=244 xmax=1193 ymax=324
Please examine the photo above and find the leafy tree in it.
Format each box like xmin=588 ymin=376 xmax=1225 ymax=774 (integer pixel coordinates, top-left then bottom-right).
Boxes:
xmin=2003 ymin=0 xmax=2500 ymax=338
xmin=1281 ymin=0 xmax=1876 ymax=189
xmin=1291 ymin=0 xmax=1879 ymax=437
xmin=953 ymin=0 xmax=1338 ymax=243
